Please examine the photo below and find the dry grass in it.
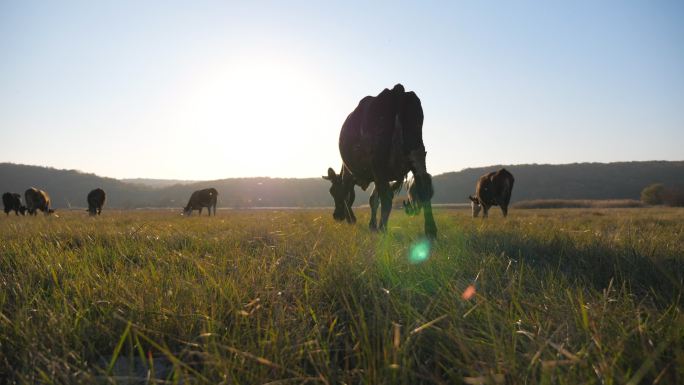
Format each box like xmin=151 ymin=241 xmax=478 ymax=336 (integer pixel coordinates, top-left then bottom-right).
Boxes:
xmin=1 ymin=208 xmax=683 ymax=384
xmin=513 ymin=199 xmax=644 ymax=209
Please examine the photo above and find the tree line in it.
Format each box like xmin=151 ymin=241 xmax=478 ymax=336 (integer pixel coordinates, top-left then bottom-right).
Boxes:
xmin=1 ymin=161 xmax=682 ymax=209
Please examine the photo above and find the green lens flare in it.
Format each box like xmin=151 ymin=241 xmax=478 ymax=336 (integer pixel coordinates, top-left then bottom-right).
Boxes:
xmin=409 ymin=239 xmax=431 ymax=264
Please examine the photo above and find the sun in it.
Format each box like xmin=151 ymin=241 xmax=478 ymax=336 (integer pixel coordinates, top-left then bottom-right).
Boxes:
xmin=161 ymin=53 xmax=344 ymax=178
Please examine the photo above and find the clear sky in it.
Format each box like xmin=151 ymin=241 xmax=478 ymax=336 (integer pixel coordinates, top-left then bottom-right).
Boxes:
xmin=1 ymin=1 xmax=682 ymax=180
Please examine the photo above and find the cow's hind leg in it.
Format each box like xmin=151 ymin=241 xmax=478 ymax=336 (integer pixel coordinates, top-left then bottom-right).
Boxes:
xmin=376 ymin=181 xmax=393 ymax=232
xmin=369 ymin=187 xmax=379 ymax=231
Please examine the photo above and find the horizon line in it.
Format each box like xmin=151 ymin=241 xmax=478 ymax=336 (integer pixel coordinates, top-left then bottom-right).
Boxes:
xmin=1 ymin=159 xmax=683 ymax=183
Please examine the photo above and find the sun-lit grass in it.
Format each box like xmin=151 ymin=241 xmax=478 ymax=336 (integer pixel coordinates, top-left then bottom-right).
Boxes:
xmin=1 ymin=208 xmax=683 ymax=384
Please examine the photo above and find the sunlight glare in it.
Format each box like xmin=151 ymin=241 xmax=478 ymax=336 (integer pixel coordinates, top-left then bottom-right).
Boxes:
xmin=163 ymin=53 xmax=341 ymax=178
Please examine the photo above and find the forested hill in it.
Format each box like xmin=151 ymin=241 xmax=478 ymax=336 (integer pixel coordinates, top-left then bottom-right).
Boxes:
xmin=432 ymin=161 xmax=684 ymax=202
xmin=1 ymin=161 xmax=682 ymax=209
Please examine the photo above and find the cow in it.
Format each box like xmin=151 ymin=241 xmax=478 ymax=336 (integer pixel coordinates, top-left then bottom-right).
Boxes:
xmin=2 ymin=192 xmax=26 ymax=216
xmin=87 ymin=188 xmax=106 ymax=216
xmin=24 ymin=187 xmax=54 ymax=216
xmin=469 ymin=168 xmax=515 ymax=218
xmin=323 ymin=84 xmax=437 ymax=238
xmin=402 ymin=177 xmax=422 ymax=216
xmin=183 ymin=188 xmax=218 ymax=216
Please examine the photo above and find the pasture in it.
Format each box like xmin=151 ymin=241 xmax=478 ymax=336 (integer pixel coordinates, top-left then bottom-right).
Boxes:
xmin=1 ymin=208 xmax=682 ymax=384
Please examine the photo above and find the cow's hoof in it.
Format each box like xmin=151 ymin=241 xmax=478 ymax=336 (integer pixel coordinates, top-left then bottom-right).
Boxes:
xmin=425 ymin=224 xmax=437 ymax=240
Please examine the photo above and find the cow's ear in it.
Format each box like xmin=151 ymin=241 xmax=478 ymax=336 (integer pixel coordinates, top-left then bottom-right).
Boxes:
xmin=323 ymin=167 xmax=336 ymax=181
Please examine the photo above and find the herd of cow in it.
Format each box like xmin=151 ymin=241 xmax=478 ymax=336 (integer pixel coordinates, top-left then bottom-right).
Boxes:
xmin=1 ymin=85 xmax=515 ymax=238
xmin=2 ymin=187 xmax=105 ymax=216
xmin=1 ymin=187 xmax=219 ymax=217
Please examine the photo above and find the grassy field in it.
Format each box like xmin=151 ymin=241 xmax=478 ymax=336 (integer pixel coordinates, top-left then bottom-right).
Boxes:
xmin=1 ymin=207 xmax=683 ymax=384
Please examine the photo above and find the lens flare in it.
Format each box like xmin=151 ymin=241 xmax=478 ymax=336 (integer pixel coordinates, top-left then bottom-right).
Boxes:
xmin=461 ymin=285 xmax=476 ymax=300
xmin=409 ymin=238 xmax=432 ymax=264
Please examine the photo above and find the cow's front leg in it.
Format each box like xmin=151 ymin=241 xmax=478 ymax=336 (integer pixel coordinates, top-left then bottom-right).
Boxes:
xmin=376 ymin=181 xmax=393 ymax=232
xmin=368 ymin=187 xmax=379 ymax=231
xmin=422 ymin=201 xmax=437 ymax=239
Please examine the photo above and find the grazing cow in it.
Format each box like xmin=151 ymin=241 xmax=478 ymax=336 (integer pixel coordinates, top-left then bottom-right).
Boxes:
xmin=324 ymin=84 xmax=437 ymax=238
xmin=183 ymin=188 xmax=218 ymax=216
xmin=87 ymin=188 xmax=106 ymax=216
xmin=469 ymin=168 xmax=515 ymax=218
xmin=402 ymin=177 xmax=422 ymax=216
xmin=24 ymin=187 xmax=54 ymax=216
xmin=2 ymin=192 xmax=26 ymax=216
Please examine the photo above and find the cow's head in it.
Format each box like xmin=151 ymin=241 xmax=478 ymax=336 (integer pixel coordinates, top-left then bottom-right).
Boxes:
xmin=46 ymin=208 xmax=55 ymax=215
xmin=469 ymin=195 xmax=481 ymax=217
xmin=322 ymin=167 xmax=356 ymax=223
xmin=182 ymin=206 xmax=192 ymax=216
xmin=18 ymin=206 xmax=26 ymax=216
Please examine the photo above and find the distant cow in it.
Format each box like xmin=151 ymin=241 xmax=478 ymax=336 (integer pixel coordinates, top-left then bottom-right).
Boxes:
xmin=25 ymin=187 xmax=54 ymax=216
xmin=87 ymin=188 xmax=106 ymax=216
xmin=2 ymin=192 xmax=26 ymax=216
xmin=183 ymin=188 xmax=218 ymax=216
xmin=402 ymin=178 xmax=422 ymax=216
xmin=469 ymin=168 xmax=515 ymax=218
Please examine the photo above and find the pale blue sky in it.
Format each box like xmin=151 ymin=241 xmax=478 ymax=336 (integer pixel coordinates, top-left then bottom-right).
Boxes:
xmin=1 ymin=1 xmax=682 ymax=179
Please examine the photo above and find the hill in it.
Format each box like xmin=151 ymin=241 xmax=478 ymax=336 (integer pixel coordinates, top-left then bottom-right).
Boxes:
xmin=1 ymin=161 xmax=683 ymax=209
xmin=432 ymin=161 xmax=684 ymax=203
xmin=120 ymin=178 xmax=199 ymax=188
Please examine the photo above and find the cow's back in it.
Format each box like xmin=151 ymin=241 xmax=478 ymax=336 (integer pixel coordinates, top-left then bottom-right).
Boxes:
xmin=493 ymin=169 xmax=514 ymax=199
xmin=189 ymin=188 xmax=218 ymax=207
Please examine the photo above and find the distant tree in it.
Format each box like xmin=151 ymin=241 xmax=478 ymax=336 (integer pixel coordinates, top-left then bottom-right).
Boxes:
xmin=641 ymin=183 xmax=666 ymax=205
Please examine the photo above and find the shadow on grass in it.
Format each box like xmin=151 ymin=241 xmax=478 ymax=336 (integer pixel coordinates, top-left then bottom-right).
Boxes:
xmin=468 ymin=227 xmax=684 ymax=306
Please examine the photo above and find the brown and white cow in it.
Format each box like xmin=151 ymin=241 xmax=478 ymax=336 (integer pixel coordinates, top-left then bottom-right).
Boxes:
xmin=183 ymin=188 xmax=218 ymax=216
xmin=402 ymin=177 xmax=422 ymax=216
xmin=25 ymin=187 xmax=54 ymax=216
xmin=469 ymin=168 xmax=515 ymax=218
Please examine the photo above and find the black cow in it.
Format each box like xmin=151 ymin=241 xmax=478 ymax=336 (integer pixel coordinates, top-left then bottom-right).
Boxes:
xmin=87 ymin=188 xmax=106 ymax=216
xmin=469 ymin=168 xmax=515 ymax=218
xmin=3 ymin=192 xmax=26 ymax=216
xmin=25 ymin=187 xmax=54 ymax=216
xmin=183 ymin=188 xmax=218 ymax=216
xmin=324 ymin=84 xmax=437 ymax=238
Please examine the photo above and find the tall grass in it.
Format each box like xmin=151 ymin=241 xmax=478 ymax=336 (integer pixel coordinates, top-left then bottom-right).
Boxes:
xmin=513 ymin=199 xmax=644 ymax=209
xmin=1 ymin=208 xmax=682 ymax=384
